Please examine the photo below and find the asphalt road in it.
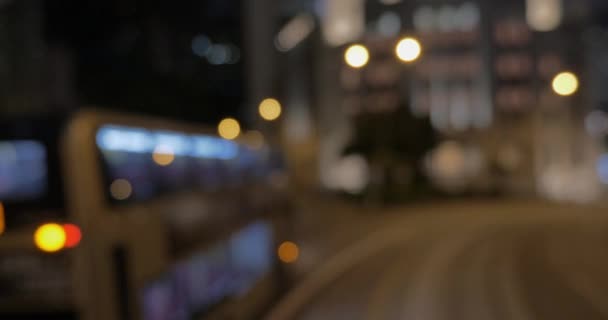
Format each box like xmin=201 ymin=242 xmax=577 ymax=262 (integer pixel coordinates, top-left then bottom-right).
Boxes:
xmin=267 ymin=201 xmax=608 ymax=320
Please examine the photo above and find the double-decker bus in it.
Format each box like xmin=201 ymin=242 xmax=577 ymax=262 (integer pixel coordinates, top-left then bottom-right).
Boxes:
xmin=0 ymin=110 xmax=291 ymax=320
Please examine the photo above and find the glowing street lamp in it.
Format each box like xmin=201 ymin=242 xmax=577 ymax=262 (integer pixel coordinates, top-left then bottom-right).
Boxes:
xmin=552 ymin=71 xmax=579 ymax=96
xmin=259 ymin=98 xmax=282 ymax=121
xmin=395 ymin=37 xmax=422 ymax=63
xmin=218 ymin=118 xmax=241 ymax=140
xmin=344 ymin=44 xmax=370 ymax=68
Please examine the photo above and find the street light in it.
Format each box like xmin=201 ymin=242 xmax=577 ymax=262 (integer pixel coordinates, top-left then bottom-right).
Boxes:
xmin=344 ymin=44 xmax=370 ymax=68
xmin=552 ymin=71 xmax=579 ymax=96
xmin=218 ymin=118 xmax=241 ymax=140
xmin=258 ymin=98 xmax=282 ymax=121
xmin=395 ymin=37 xmax=422 ymax=63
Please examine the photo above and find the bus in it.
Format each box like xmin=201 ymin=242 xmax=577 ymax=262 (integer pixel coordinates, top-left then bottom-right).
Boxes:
xmin=0 ymin=110 xmax=291 ymax=320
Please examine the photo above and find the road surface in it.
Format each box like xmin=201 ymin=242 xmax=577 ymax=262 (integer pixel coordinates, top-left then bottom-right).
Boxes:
xmin=268 ymin=201 xmax=608 ymax=320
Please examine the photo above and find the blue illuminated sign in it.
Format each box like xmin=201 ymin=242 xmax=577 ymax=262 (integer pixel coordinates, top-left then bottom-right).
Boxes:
xmin=96 ymin=125 xmax=240 ymax=160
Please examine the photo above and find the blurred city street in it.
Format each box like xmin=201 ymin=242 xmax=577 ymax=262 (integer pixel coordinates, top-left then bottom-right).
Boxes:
xmin=275 ymin=200 xmax=608 ymax=319
xmin=3 ymin=0 xmax=608 ymax=319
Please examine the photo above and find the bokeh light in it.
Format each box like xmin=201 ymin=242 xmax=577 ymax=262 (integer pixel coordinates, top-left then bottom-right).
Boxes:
xmin=413 ymin=6 xmax=435 ymax=32
xmin=191 ymin=34 xmax=212 ymax=57
xmin=63 ymin=224 xmax=82 ymax=248
xmin=110 ymin=179 xmax=133 ymax=200
xmin=259 ymin=98 xmax=282 ymax=121
xmin=333 ymin=155 xmax=370 ymax=194
xmin=437 ymin=5 xmax=457 ymax=32
xmin=243 ymin=130 xmax=265 ymax=150
xmin=432 ymin=141 xmax=466 ymax=178
xmin=396 ymin=37 xmax=422 ymax=63
xmin=457 ymin=2 xmax=481 ymax=32
xmin=278 ymin=241 xmax=299 ymax=264
xmin=152 ymin=145 xmax=175 ymax=166
xmin=275 ymin=13 xmax=315 ymax=52
xmin=207 ymin=44 xmax=231 ymax=65
xmin=552 ymin=71 xmax=579 ymax=96
xmin=218 ymin=118 xmax=241 ymax=140
xmin=344 ymin=44 xmax=370 ymax=68
xmin=376 ymin=11 xmax=401 ymax=37
xmin=34 ymin=223 xmax=66 ymax=253
xmin=585 ymin=110 xmax=608 ymax=137
xmin=526 ymin=0 xmax=562 ymax=32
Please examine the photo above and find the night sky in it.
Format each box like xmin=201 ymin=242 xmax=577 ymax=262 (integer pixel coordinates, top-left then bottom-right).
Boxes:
xmin=44 ymin=0 xmax=244 ymax=125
